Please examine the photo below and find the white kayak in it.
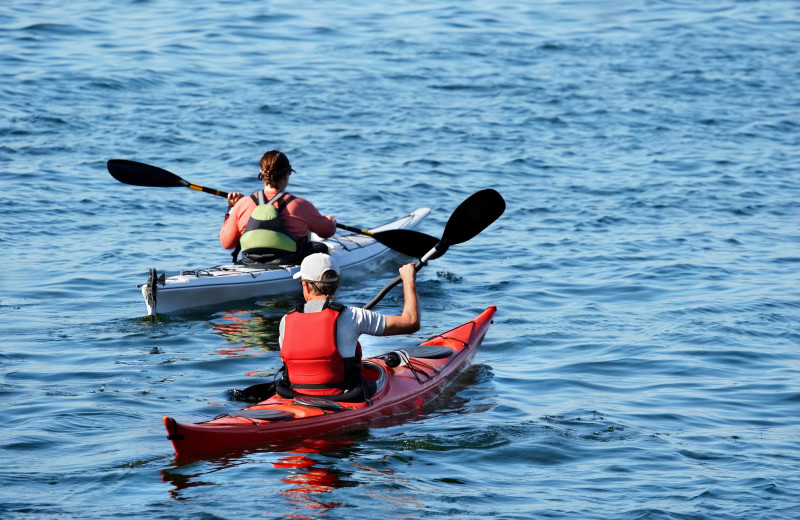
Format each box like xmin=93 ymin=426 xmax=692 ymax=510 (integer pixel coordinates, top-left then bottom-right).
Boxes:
xmin=139 ymin=208 xmax=430 ymax=316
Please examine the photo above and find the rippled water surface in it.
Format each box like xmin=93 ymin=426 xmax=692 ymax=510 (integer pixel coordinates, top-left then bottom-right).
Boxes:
xmin=2 ymin=1 xmax=799 ymax=518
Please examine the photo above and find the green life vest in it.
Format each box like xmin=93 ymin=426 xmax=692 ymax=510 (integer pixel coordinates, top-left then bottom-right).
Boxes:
xmin=239 ymin=191 xmax=300 ymax=264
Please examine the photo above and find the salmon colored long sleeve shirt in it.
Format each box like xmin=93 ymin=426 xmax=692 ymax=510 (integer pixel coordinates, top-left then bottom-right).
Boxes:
xmin=220 ymin=188 xmax=336 ymax=249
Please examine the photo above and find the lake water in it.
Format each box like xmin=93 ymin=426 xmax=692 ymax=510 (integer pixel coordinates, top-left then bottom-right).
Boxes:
xmin=1 ymin=1 xmax=799 ymax=518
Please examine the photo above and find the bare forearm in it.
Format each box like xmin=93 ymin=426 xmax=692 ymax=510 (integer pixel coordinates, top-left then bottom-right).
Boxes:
xmin=383 ymin=268 xmax=420 ymax=335
xmin=400 ymin=277 xmax=420 ymax=332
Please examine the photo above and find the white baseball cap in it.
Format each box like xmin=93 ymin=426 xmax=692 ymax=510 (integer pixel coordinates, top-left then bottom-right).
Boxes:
xmin=293 ymin=253 xmax=341 ymax=282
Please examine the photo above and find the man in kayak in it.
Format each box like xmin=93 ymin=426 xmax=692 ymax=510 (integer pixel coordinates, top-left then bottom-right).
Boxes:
xmin=220 ymin=150 xmax=336 ymax=264
xmin=277 ymin=253 xmax=420 ymax=402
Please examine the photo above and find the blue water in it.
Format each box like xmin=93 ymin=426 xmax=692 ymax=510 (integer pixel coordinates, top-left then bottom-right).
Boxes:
xmin=2 ymin=1 xmax=799 ymax=518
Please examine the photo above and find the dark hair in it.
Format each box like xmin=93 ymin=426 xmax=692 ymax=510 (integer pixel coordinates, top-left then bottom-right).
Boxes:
xmin=259 ymin=150 xmax=293 ymax=186
xmin=306 ymin=269 xmax=339 ymax=297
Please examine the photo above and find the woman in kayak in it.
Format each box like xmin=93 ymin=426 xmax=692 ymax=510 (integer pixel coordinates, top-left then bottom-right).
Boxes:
xmin=220 ymin=150 xmax=336 ymax=264
xmin=277 ymin=253 xmax=420 ymax=402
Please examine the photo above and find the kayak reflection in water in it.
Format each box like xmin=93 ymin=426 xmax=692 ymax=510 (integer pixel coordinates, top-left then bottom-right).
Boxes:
xmin=220 ymin=150 xmax=336 ymax=265
xmin=276 ymin=453 xmax=342 ymax=513
xmin=277 ymin=253 xmax=421 ymax=403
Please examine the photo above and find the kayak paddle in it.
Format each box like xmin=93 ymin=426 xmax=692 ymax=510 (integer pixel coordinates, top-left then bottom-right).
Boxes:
xmin=228 ymin=381 xmax=276 ymax=403
xmin=364 ymin=188 xmax=506 ymax=310
xmin=107 ymin=159 xmax=228 ymax=197
xmin=107 ymin=159 xmax=439 ymax=259
xmin=334 ymin=224 xmax=439 ymax=259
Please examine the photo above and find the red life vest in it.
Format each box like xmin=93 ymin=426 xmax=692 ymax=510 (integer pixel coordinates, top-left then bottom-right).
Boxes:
xmin=281 ymin=302 xmax=362 ymax=396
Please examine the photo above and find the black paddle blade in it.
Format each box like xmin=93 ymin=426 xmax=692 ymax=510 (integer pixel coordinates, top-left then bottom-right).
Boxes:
xmin=372 ymin=229 xmax=441 ymax=259
xmin=227 ymin=381 xmax=276 ymax=403
xmin=363 ymin=189 xmax=505 ymax=310
xmin=107 ymin=159 xmax=189 ymax=188
xmin=441 ymin=189 xmax=505 ymax=247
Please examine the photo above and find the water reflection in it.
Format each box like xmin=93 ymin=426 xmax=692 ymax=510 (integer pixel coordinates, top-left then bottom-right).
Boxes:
xmin=209 ymin=300 xmax=293 ymax=355
xmin=161 ymin=436 xmax=364 ymax=516
xmin=160 ymin=456 xmax=252 ymax=501
xmin=271 ymin=440 xmax=357 ymax=516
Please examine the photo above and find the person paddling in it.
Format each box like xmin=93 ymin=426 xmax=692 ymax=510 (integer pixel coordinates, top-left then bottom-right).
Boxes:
xmin=277 ymin=253 xmax=421 ymax=402
xmin=220 ymin=150 xmax=336 ymax=265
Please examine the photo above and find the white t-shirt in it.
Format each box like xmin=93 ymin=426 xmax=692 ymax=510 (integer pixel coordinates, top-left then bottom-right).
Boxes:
xmin=278 ymin=299 xmax=386 ymax=358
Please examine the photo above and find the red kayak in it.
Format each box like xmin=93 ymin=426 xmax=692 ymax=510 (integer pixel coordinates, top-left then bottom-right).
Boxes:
xmin=164 ymin=306 xmax=497 ymax=457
